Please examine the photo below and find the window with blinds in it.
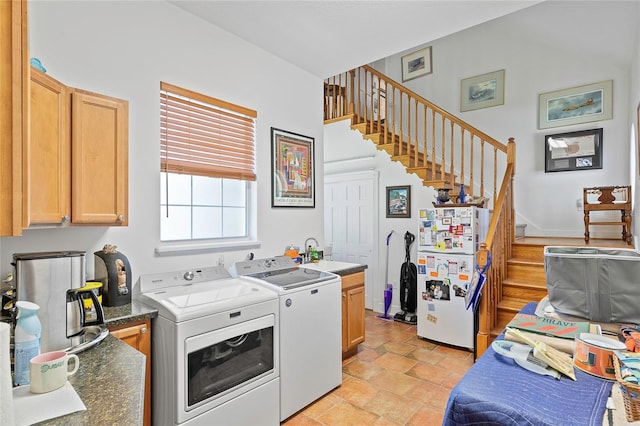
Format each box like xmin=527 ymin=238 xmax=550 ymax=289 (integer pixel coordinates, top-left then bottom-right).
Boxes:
xmin=160 ymin=82 xmax=256 ymax=242
xmin=160 ymin=82 xmax=256 ymax=180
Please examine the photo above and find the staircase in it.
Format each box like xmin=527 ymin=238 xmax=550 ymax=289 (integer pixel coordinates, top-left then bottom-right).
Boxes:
xmin=495 ymin=239 xmax=548 ymax=334
xmin=325 ymin=64 xmax=517 ymax=356
xmin=492 ymin=236 xmax=635 ymax=336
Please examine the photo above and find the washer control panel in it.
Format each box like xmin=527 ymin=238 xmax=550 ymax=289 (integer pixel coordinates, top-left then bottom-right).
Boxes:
xmin=230 ymin=255 xmax=297 ymax=276
xmin=136 ymin=265 xmax=231 ymax=293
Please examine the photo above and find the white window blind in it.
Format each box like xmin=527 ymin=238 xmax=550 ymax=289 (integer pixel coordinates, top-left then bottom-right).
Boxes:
xmin=160 ymin=82 xmax=256 ymax=181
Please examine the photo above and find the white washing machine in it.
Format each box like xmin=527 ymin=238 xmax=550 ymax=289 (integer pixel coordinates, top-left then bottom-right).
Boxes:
xmin=231 ymin=256 xmax=342 ymax=421
xmin=134 ymin=266 xmax=280 ymax=425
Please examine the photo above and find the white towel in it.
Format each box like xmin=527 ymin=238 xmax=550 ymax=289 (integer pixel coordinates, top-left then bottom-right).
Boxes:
xmin=0 ymin=322 xmax=15 ymax=426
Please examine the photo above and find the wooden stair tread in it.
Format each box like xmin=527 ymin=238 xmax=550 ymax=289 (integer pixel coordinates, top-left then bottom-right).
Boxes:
xmin=499 ymin=298 xmax=536 ymax=313
xmin=502 ymin=278 xmax=545 ymax=287
xmin=508 ymin=258 xmax=543 ymax=265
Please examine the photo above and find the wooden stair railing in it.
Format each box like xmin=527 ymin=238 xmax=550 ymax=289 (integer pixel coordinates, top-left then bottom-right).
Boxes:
xmin=325 ymin=65 xmax=517 ymax=357
xmin=325 ymin=65 xmax=513 ymax=208
xmin=477 ymin=149 xmax=515 ymax=356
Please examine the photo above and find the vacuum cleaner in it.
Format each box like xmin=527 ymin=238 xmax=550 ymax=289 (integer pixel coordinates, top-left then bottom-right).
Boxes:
xmin=394 ymin=231 xmax=417 ymax=325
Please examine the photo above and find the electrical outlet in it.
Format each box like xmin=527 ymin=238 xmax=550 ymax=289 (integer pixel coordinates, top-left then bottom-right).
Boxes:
xmin=218 ymin=255 xmax=225 ymax=267
xmin=576 ymin=198 xmax=583 ymax=211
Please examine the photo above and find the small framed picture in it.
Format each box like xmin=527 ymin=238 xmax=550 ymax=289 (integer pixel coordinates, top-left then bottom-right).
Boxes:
xmin=386 ymin=185 xmax=411 ymax=218
xmin=460 ymin=69 xmax=505 ymax=112
xmin=401 ymin=46 xmax=432 ymax=82
xmin=544 ymin=128 xmax=603 ymax=172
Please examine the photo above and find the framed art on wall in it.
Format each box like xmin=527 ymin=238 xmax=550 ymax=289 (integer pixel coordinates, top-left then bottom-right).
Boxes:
xmin=460 ymin=69 xmax=505 ymax=112
xmin=386 ymin=185 xmax=411 ymax=218
xmin=538 ymin=80 xmax=613 ymax=129
xmin=401 ymin=46 xmax=432 ymax=82
xmin=271 ymin=127 xmax=315 ymax=208
xmin=544 ymin=128 xmax=603 ymax=172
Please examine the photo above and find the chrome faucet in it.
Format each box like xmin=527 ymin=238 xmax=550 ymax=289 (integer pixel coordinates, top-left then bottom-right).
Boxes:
xmin=304 ymin=237 xmax=319 ymax=262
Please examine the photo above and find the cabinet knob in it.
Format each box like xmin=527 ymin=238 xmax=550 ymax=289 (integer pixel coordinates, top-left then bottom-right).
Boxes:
xmin=140 ymin=327 xmax=148 ymax=334
xmin=117 ymin=214 xmax=125 ymax=222
xmin=61 ymin=215 xmax=70 ymax=223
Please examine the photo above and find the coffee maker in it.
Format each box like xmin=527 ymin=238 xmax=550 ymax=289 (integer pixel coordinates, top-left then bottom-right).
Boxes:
xmin=12 ymin=251 xmax=107 ymax=353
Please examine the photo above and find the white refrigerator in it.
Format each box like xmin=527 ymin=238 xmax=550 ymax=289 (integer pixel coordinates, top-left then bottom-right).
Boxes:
xmin=416 ymin=206 xmax=489 ymax=350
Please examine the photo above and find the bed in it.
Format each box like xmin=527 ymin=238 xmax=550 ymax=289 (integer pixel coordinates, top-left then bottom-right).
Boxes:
xmin=443 ymin=303 xmax=613 ymax=426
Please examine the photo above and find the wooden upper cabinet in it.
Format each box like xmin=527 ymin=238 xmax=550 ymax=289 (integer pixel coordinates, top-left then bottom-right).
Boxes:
xmin=71 ymin=89 xmax=128 ymax=225
xmin=25 ymin=68 xmax=71 ymax=226
xmin=24 ymin=74 xmax=129 ymax=227
xmin=0 ymin=0 xmax=27 ymax=236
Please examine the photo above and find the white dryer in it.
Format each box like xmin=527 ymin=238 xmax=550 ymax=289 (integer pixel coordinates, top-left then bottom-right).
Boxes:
xmin=231 ymin=256 xmax=342 ymax=421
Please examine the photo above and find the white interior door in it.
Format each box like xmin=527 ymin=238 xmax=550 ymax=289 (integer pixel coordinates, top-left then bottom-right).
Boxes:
xmin=324 ymin=171 xmax=378 ymax=309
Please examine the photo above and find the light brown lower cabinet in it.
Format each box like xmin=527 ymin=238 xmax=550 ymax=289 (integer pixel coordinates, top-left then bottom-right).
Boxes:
xmin=341 ymin=271 xmax=365 ymax=359
xmin=109 ymin=319 xmax=151 ymax=426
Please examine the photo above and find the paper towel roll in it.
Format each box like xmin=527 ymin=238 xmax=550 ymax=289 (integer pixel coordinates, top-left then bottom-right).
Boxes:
xmin=1 ymin=322 xmax=15 ymax=426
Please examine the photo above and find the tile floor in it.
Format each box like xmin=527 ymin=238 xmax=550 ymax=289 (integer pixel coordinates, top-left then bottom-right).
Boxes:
xmin=283 ymin=310 xmax=474 ymax=425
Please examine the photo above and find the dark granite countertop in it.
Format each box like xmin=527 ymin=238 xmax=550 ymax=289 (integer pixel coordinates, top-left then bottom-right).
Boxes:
xmin=33 ymin=302 xmax=157 ymax=425
xmin=102 ymin=299 xmax=158 ymax=328
xmin=331 ymin=264 xmax=367 ymax=276
xmin=35 ymin=334 xmax=145 ymax=425
xmin=299 ymin=260 xmax=368 ymax=276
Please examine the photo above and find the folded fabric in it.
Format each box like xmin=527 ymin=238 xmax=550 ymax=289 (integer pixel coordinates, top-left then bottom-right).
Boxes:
xmin=444 ymin=303 xmax=612 ymax=426
xmin=504 ymin=328 xmax=575 ymax=355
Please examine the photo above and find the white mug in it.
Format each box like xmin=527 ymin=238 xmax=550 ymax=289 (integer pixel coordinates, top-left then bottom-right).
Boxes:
xmin=29 ymin=351 xmax=79 ymax=393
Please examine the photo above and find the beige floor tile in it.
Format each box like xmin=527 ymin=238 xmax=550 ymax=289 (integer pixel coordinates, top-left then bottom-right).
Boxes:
xmin=332 ymin=376 xmax=379 ymax=408
xmin=282 ymin=310 xmax=472 ymax=425
xmin=406 ymin=405 xmax=445 ymax=426
xmin=368 ymin=369 xmax=420 ymax=395
xmin=363 ymin=390 xmax=420 ymax=425
xmin=404 ymin=381 xmax=451 ymax=408
xmin=342 ymin=359 xmax=384 ymax=381
xmin=382 ymin=341 xmax=415 ymax=356
xmin=315 ymin=401 xmax=380 ymax=425
xmin=406 ymin=361 xmax=451 ymax=385
xmin=283 ymin=413 xmax=324 ymax=426
xmin=298 ymin=392 xmax=343 ymax=419
xmin=406 ymin=346 xmax=444 ymax=364
xmin=372 ymin=352 xmax=418 ymax=373
xmin=353 ymin=346 xmax=384 ymax=362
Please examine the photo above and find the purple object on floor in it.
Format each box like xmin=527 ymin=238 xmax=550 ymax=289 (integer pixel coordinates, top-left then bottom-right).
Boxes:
xmin=377 ymin=285 xmax=393 ymax=320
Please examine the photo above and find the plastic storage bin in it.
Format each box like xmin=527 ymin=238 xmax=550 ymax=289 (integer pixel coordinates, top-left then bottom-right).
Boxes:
xmin=544 ymin=246 xmax=640 ymax=323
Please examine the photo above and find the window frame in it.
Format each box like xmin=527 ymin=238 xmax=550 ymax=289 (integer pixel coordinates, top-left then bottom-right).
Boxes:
xmin=157 ymin=82 xmax=259 ymax=253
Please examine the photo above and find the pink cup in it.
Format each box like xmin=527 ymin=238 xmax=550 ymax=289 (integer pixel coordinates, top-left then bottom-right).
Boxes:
xmin=29 ymin=350 xmax=79 ymax=393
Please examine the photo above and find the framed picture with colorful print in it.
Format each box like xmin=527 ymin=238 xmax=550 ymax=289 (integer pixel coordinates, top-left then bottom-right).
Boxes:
xmin=386 ymin=185 xmax=411 ymax=218
xmin=271 ymin=127 xmax=315 ymax=208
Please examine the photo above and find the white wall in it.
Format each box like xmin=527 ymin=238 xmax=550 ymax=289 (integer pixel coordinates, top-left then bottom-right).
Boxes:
xmin=323 ymin=3 xmax=640 ymax=312
xmin=630 ymin=4 xmax=640 ymax=247
xmin=324 ymin=119 xmax=436 ymax=314
xmin=0 ymin=1 xmax=325 ymax=280
xmin=374 ymin=8 xmax=632 ymax=238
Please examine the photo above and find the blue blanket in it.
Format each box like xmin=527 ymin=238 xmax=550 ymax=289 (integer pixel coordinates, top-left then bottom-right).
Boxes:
xmin=443 ymin=303 xmax=613 ymax=426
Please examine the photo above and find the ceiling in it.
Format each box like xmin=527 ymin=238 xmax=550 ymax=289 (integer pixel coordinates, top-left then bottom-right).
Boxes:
xmin=169 ymin=1 xmax=639 ymax=79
